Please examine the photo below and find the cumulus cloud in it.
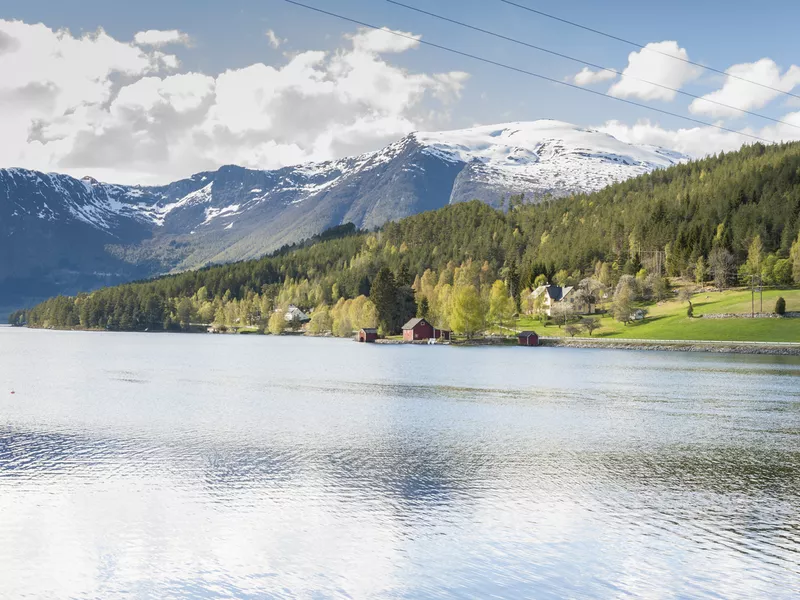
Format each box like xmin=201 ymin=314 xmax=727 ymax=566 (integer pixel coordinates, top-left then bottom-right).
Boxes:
xmin=572 ymin=67 xmax=617 ymax=86
xmin=0 ymin=21 xmax=468 ymax=184
xmin=599 ymin=112 xmax=800 ymax=158
xmin=608 ymin=41 xmax=701 ymax=101
xmin=348 ymin=26 xmax=421 ymax=54
xmin=689 ymin=59 xmax=800 ymax=118
xmin=265 ymin=29 xmax=284 ymax=49
xmin=133 ymin=29 xmax=191 ymax=47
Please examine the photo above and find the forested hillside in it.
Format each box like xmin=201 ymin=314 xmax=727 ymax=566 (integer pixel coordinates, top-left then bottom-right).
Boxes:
xmin=14 ymin=141 xmax=800 ymax=335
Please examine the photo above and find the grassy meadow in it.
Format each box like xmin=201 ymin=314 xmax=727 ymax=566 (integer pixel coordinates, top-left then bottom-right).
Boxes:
xmin=516 ymin=288 xmax=800 ymax=343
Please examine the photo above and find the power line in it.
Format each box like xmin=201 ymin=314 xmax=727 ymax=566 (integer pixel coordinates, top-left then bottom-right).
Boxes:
xmin=283 ymin=0 xmax=775 ymax=144
xmin=387 ymin=0 xmax=799 ymax=131
xmin=499 ymin=0 xmax=800 ymax=103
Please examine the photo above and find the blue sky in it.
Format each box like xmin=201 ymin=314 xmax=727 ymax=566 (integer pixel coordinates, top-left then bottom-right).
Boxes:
xmin=2 ymin=0 xmax=799 ymax=182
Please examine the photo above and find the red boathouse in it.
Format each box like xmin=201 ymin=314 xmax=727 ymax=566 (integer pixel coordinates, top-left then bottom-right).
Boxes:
xmin=402 ymin=318 xmax=451 ymax=342
xmin=518 ymin=331 xmax=539 ymax=346
xmin=358 ymin=328 xmax=378 ymax=343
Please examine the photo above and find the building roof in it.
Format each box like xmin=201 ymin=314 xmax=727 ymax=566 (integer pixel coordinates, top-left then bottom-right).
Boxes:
xmin=518 ymin=330 xmax=538 ymax=337
xmin=532 ymin=284 xmax=573 ymax=302
xmin=284 ymin=305 xmax=310 ymax=322
xmin=360 ymin=328 xmax=378 ymax=333
xmin=402 ymin=317 xmax=428 ymax=330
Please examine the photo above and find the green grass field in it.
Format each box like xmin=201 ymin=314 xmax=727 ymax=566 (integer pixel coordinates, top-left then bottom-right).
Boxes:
xmin=516 ymin=288 xmax=800 ymax=343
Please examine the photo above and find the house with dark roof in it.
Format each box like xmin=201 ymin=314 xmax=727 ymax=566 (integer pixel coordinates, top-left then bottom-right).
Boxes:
xmin=532 ymin=285 xmax=595 ymax=316
xmin=284 ymin=304 xmax=311 ymax=324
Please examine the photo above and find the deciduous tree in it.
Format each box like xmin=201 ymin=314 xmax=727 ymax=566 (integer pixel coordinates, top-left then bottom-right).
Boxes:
xmin=450 ymin=285 xmax=483 ymax=339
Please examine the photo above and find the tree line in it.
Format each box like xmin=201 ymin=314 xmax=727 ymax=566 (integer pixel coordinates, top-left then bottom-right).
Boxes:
xmin=12 ymin=140 xmax=800 ymax=333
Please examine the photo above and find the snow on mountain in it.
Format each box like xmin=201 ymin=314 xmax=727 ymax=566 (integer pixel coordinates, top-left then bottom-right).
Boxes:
xmin=415 ymin=120 xmax=685 ymax=202
xmin=2 ymin=120 xmax=686 ymax=235
xmin=1 ymin=119 xmax=687 ymax=309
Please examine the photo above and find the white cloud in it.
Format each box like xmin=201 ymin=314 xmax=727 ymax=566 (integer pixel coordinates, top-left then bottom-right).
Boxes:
xmin=0 ymin=20 xmax=468 ymax=184
xmin=348 ymin=26 xmax=421 ymax=54
xmin=599 ymin=112 xmax=800 ymax=158
xmin=572 ymin=67 xmax=617 ymax=87
xmin=689 ymin=59 xmax=800 ymax=118
xmin=265 ymin=29 xmax=284 ymax=49
xmin=608 ymin=41 xmax=701 ymax=101
xmin=133 ymin=29 xmax=191 ymax=47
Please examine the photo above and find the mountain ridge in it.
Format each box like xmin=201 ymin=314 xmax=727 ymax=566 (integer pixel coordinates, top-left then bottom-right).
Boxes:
xmin=0 ymin=120 xmax=687 ymax=312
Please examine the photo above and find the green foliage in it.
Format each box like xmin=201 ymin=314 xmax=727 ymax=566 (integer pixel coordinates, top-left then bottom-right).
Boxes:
xmin=416 ymin=296 xmax=429 ymax=319
xmin=775 ymin=297 xmax=786 ymax=315
xmin=613 ymin=287 xmax=633 ymax=325
xmin=695 ymin=256 xmax=707 ymax=285
xmin=580 ymin=317 xmax=600 ymax=337
xmin=308 ymin=305 xmax=332 ymax=335
xmin=450 ymin=285 xmax=483 ymax=339
xmin=772 ymin=259 xmax=793 ymax=286
xmin=371 ymin=267 xmax=398 ymax=334
xmin=18 ymin=141 xmax=800 ymax=332
xmin=746 ymin=235 xmax=764 ymax=276
xmin=488 ymin=280 xmax=515 ymax=330
xmin=791 ymin=233 xmax=800 ymax=284
xmin=268 ymin=310 xmax=286 ymax=335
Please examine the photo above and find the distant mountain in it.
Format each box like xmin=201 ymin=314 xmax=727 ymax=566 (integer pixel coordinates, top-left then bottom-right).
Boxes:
xmin=0 ymin=120 xmax=686 ymax=311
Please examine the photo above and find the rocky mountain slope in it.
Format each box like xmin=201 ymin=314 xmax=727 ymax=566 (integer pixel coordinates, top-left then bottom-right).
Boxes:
xmin=0 ymin=120 xmax=686 ymax=311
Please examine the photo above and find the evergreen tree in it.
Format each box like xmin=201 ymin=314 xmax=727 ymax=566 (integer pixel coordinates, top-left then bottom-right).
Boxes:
xmin=371 ymin=267 xmax=398 ymax=334
xmin=416 ymin=296 xmax=430 ymax=319
xmin=695 ymin=256 xmax=707 ymax=286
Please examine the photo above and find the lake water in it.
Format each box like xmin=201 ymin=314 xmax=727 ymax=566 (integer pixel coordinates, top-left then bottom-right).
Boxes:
xmin=0 ymin=327 xmax=799 ymax=599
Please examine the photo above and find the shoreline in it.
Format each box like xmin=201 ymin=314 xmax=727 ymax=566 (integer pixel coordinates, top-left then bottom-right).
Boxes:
xmin=9 ymin=325 xmax=800 ymax=355
xmin=374 ymin=335 xmax=800 ymax=355
xmin=538 ymin=337 xmax=800 ymax=356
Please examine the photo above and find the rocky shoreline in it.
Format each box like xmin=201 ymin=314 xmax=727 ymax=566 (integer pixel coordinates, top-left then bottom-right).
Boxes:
xmin=539 ymin=337 xmax=800 ymax=355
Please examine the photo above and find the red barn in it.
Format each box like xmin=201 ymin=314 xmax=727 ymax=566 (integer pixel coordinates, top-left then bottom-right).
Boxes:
xmin=402 ymin=318 xmax=451 ymax=342
xmin=358 ymin=328 xmax=378 ymax=343
xmin=518 ymin=331 xmax=539 ymax=346
xmin=402 ymin=318 xmax=434 ymax=342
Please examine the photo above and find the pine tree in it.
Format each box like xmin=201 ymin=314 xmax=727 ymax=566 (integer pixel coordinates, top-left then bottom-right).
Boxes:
xmin=371 ymin=267 xmax=398 ymax=334
xmin=416 ymin=296 xmax=429 ymax=319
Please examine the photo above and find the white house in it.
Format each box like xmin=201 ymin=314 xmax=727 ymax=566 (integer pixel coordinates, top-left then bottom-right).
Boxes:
xmin=284 ymin=305 xmax=310 ymax=324
xmin=531 ymin=285 xmax=596 ymax=317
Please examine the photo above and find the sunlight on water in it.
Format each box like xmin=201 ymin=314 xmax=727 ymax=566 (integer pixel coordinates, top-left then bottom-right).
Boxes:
xmin=0 ymin=328 xmax=798 ymax=598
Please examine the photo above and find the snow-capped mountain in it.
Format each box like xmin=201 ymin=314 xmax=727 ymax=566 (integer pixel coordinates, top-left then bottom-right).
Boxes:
xmin=0 ymin=120 xmax=686 ymax=311
xmin=417 ymin=120 xmax=685 ymax=204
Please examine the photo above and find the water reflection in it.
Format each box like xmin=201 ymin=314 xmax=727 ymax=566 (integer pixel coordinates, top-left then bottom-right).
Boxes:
xmin=0 ymin=329 xmax=799 ymax=598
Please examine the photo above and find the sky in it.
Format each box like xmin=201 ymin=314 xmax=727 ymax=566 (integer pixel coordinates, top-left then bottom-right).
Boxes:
xmin=1 ymin=0 xmax=799 ymax=184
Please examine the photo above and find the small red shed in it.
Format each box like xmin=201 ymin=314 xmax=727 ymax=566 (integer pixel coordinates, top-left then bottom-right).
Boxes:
xmin=358 ymin=328 xmax=378 ymax=343
xmin=518 ymin=331 xmax=539 ymax=346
